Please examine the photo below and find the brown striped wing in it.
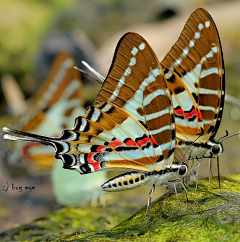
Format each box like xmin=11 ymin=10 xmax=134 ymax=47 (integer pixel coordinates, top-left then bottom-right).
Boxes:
xmin=5 ymin=52 xmax=85 ymax=169
xmin=19 ymin=52 xmax=84 ymax=132
xmin=2 ymin=101 xmax=168 ymax=173
xmin=65 ymin=102 xmax=165 ymax=172
xmin=161 ymin=8 xmax=225 ymax=143
xmin=96 ymin=33 xmax=175 ymax=166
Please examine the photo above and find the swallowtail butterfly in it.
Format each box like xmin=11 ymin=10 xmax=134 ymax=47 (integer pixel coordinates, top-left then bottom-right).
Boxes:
xmin=159 ymin=8 xmax=225 ymax=185
xmin=87 ymin=9 xmax=225 ymax=184
xmin=2 ymin=34 xmax=188 ymax=196
xmin=95 ymin=8 xmax=225 ymax=163
xmin=161 ymin=8 xmax=225 ymax=161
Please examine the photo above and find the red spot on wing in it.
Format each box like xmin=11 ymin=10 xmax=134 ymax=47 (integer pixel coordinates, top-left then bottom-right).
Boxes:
xmin=185 ymin=109 xmax=202 ymax=120
xmin=97 ymin=145 xmax=106 ymax=152
xmin=185 ymin=110 xmax=196 ymax=119
xmin=175 ymin=107 xmax=203 ymax=121
xmin=87 ymin=153 xmax=94 ymax=163
xmin=109 ymin=141 xmax=123 ymax=147
xmin=87 ymin=154 xmax=100 ymax=170
xmin=150 ymin=136 xmax=158 ymax=145
xmin=92 ymin=162 xmax=100 ymax=171
xmin=175 ymin=107 xmax=184 ymax=116
xmin=137 ymin=137 xmax=150 ymax=147
xmin=197 ymin=109 xmax=202 ymax=121
xmin=125 ymin=139 xmax=137 ymax=146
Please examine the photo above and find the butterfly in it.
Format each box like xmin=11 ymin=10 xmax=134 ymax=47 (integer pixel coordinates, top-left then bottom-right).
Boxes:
xmin=87 ymin=8 xmax=225 ymax=182
xmin=3 ymin=33 xmax=188 ymax=198
xmin=1 ymin=52 xmax=106 ymax=205
xmin=96 ymin=8 xmax=224 ymax=162
xmin=2 ymin=8 xmax=224 ymax=211
xmin=161 ymin=8 xmax=225 ymax=160
xmin=159 ymin=8 xmax=225 ymax=185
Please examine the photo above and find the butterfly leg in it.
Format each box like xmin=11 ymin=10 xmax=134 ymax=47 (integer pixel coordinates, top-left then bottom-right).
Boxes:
xmin=195 ymin=158 xmax=201 ymax=191
xmin=171 ymin=182 xmax=187 ymax=213
xmin=91 ymin=190 xmax=111 ymax=207
xmin=180 ymin=179 xmax=198 ymax=207
xmin=182 ymin=178 xmax=189 ymax=207
xmin=217 ymin=156 xmax=221 ymax=188
xmin=208 ymin=158 xmax=213 ymax=183
xmin=141 ymin=184 xmax=155 ymax=224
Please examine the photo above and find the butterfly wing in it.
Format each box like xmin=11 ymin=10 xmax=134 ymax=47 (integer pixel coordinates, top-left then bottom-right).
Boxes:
xmin=95 ymin=32 xmax=175 ymax=167
xmin=4 ymin=101 xmax=168 ymax=173
xmin=161 ymin=8 xmax=225 ymax=143
xmin=4 ymin=52 xmax=85 ymax=168
xmin=57 ymin=102 xmax=165 ymax=172
xmin=20 ymin=52 xmax=84 ymax=133
xmin=2 ymin=53 xmax=108 ymax=205
xmin=3 ymin=32 xmax=177 ymax=173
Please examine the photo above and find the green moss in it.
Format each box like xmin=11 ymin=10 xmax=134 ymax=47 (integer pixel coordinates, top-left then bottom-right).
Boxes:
xmin=1 ymin=174 xmax=240 ymax=241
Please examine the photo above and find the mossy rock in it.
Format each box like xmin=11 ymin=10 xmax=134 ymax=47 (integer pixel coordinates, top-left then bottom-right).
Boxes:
xmin=1 ymin=174 xmax=240 ymax=241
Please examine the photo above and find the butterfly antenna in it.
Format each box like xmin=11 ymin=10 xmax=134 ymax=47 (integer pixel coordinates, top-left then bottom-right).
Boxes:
xmin=218 ymin=130 xmax=229 ymax=143
xmin=81 ymin=61 xmax=105 ymax=83
xmin=218 ymin=130 xmax=240 ymax=143
xmin=216 ymin=130 xmax=240 ymax=188
xmin=74 ymin=66 xmax=102 ymax=84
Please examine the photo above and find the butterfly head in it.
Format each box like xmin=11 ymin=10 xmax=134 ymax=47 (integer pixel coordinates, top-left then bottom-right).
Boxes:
xmin=205 ymin=130 xmax=240 ymax=158
xmin=202 ymin=140 xmax=224 ymax=159
xmin=211 ymin=143 xmax=224 ymax=157
xmin=171 ymin=162 xmax=188 ymax=178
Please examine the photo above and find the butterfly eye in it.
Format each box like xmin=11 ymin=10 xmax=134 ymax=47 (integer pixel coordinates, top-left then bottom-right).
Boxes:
xmin=179 ymin=165 xmax=187 ymax=176
xmin=212 ymin=145 xmax=220 ymax=154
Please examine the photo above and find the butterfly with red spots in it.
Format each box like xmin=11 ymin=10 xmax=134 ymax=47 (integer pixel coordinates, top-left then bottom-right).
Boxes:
xmin=3 ymin=34 xmax=188 ymax=196
xmin=2 ymin=8 xmax=225 ymax=211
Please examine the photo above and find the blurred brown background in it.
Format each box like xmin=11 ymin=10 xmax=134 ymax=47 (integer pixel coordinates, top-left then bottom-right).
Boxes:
xmin=0 ymin=0 xmax=240 ymax=233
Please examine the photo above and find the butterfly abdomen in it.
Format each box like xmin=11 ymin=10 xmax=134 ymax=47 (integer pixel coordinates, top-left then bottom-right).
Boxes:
xmin=101 ymin=164 xmax=188 ymax=191
xmin=101 ymin=171 xmax=147 ymax=191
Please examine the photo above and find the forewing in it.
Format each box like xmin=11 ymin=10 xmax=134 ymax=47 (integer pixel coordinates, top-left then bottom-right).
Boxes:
xmin=161 ymin=8 xmax=224 ymax=142
xmin=163 ymin=69 xmax=203 ymax=143
xmin=95 ymin=32 xmax=175 ymax=167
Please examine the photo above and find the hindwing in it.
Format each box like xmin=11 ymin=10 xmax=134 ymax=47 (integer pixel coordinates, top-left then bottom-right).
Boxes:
xmin=56 ymin=102 xmax=167 ymax=172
